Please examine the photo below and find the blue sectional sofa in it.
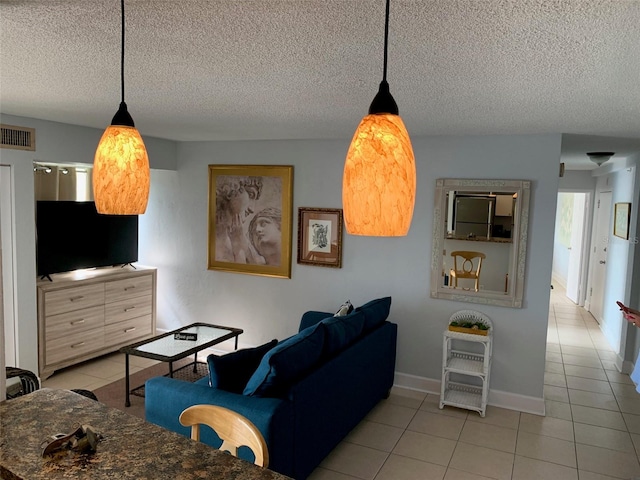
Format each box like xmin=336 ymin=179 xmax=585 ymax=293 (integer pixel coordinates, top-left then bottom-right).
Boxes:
xmin=145 ymin=297 xmax=397 ymax=480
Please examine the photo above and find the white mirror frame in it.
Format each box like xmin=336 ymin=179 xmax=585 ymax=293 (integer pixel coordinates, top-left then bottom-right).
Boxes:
xmin=430 ymin=178 xmax=531 ymax=308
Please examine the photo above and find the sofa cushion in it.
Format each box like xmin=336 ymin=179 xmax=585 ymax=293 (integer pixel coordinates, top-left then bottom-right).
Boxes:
xmin=207 ymin=339 xmax=278 ymax=393
xmin=299 ymin=310 xmax=333 ymax=332
xmin=320 ymin=310 xmax=365 ymax=357
xmin=356 ymin=297 xmax=392 ymax=332
xmin=243 ymin=322 xmax=325 ymax=397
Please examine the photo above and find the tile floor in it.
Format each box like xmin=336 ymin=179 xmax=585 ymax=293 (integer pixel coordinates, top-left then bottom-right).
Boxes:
xmin=42 ymin=285 xmax=640 ymax=480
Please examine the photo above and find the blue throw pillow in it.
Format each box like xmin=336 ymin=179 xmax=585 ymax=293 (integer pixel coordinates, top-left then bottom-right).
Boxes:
xmin=356 ymin=297 xmax=392 ymax=332
xmin=243 ymin=322 xmax=325 ymax=397
xmin=207 ymin=339 xmax=278 ymax=393
xmin=299 ymin=311 xmax=333 ymax=332
xmin=321 ymin=310 xmax=365 ymax=357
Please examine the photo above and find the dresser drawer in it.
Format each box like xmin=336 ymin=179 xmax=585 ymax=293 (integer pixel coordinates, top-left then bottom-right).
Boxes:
xmin=105 ymin=294 xmax=153 ymax=325
xmin=45 ymin=305 xmax=105 ymax=342
xmin=105 ymin=274 xmax=153 ymax=303
xmin=104 ymin=316 xmax=153 ymax=345
xmin=45 ymin=327 xmax=105 ymax=365
xmin=44 ymin=284 xmax=105 ymax=316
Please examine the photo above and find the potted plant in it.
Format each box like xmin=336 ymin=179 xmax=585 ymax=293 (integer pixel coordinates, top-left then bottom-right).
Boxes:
xmin=448 ymin=311 xmax=491 ymax=336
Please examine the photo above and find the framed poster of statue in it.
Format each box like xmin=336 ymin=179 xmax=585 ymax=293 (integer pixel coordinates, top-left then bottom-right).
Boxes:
xmin=207 ymin=165 xmax=293 ymax=278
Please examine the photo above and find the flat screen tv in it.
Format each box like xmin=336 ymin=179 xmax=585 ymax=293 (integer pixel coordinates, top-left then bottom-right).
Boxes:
xmin=36 ymin=201 xmax=138 ymax=278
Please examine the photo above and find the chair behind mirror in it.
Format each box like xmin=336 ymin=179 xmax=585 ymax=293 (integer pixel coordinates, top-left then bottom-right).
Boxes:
xmin=450 ymin=251 xmax=486 ymax=292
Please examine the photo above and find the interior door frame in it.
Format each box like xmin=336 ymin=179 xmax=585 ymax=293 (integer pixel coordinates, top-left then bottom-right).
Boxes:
xmin=585 ymin=189 xmax=612 ymax=319
xmin=0 ymin=164 xmax=17 ymax=369
xmin=0 ymin=174 xmax=5 ymax=400
xmin=566 ymin=192 xmax=592 ymax=305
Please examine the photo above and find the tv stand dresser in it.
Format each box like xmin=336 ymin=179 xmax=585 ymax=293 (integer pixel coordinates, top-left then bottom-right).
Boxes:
xmin=37 ymin=265 xmax=157 ymax=380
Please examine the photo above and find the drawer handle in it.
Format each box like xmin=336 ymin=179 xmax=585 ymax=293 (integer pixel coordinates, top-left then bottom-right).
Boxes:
xmin=124 ymin=286 xmax=136 ymax=291
xmin=124 ymin=306 xmax=136 ymax=312
xmin=70 ymin=319 xmax=85 ymax=325
xmin=124 ymin=327 xmax=136 ymax=333
xmin=71 ymin=342 xmax=85 ymax=348
xmin=69 ymin=296 xmax=84 ymax=302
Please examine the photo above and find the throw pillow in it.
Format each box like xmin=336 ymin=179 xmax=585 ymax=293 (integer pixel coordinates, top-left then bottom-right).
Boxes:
xmin=356 ymin=296 xmax=392 ymax=332
xmin=334 ymin=300 xmax=354 ymax=317
xmin=243 ymin=322 xmax=325 ymax=397
xmin=321 ymin=309 xmax=365 ymax=357
xmin=207 ymin=339 xmax=278 ymax=393
xmin=299 ymin=311 xmax=333 ymax=332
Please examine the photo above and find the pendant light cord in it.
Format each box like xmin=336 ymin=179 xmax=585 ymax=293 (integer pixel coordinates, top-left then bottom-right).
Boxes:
xmin=120 ymin=0 xmax=126 ymax=104
xmin=382 ymin=0 xmax=390 ymax=83
xmin=368 ymin=0 xmax=397 ymax=115
xmin=107 ymin=0 xmax=136 ymax=127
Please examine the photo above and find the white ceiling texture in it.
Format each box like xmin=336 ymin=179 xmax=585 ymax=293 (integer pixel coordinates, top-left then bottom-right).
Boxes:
xmin=1 ymin=0 xmax=639 ymax=169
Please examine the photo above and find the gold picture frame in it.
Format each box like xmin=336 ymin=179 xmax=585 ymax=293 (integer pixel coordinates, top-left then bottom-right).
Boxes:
xmin=614 ymin=202 xmax=631 ymax=240
xmin=207 ymin=165 xmax=293 ymax=278
xmin=297 ymin=207 xmax=343 ymax=268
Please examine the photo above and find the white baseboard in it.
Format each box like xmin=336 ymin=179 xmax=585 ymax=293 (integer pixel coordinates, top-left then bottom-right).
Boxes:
xmin=621 ymin=359 xmax=634 ymax=375
xmin=394 ymin=371 xmax=545 ymax=416
xmin=393 ymin=372 xmax=441 ymax=395
xmin=488 ymin=388 xmax=545 ymax=416
xmin=551 ymin=273 xmax=566 ymax=290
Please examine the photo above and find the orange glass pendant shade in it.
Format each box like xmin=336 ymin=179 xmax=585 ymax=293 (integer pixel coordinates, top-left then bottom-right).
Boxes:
xmin=342 ymin=0 xmax=416 ymax=236
xmin=93 ymin=124 xmax=150 ymax=214
xmin=93 ymin=0 xmax=149 ymax=215
xmin=343 ymin=113 xmax=416 ymax=236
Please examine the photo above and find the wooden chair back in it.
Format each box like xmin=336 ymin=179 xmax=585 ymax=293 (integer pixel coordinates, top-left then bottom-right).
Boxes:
xmin=179 ymin=404 xmax=269 ymax=467
xmin=450 ymin=251 xmax=486 ymax=291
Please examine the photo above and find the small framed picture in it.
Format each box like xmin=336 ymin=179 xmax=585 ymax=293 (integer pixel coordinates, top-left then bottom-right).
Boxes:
xmin=297 ymin=208 xmax=343 ymax=268
xmin=613 ymin=202 xmax=631 ymax=240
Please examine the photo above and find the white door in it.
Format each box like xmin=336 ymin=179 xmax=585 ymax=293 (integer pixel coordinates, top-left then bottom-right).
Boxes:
xmin=0 ymin=165 xmax=17 ymax=367
xmin=0 ymin=175 xmax=5 ymax=400
xmin=566 ymin=193 xmax=587 ymax=304
xmin=590 ymin=191 xmax=612 ymax=324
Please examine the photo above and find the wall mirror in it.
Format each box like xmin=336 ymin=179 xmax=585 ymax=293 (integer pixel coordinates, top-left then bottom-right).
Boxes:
xmin=430 ymin=178 xmax=531 ymax=308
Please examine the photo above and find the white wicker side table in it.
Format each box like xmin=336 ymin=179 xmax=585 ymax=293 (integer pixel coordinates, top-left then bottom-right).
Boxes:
xmin=439 ymin=314 xmax=493 ymax=417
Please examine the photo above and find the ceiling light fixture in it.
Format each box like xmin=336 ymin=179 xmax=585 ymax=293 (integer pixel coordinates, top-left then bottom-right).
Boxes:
xmin=93 ymin=0 xmax=150 ymax=215
xmin=342 ymin=0 xmax=416 ymax=237
xmin=34 ymin=164 xmax=52 ymax=174
xmin=587 ymin=151 xmax=614 ymax=167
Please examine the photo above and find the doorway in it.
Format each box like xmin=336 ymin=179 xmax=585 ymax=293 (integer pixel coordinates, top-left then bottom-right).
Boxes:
xmin=552 ymin=192 xmax=591 ymax=306
xmin=0 ymin=164 xmax=16 ymax=367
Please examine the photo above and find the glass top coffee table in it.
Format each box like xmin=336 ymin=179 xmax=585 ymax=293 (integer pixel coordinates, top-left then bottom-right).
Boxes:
xmin=119 ymin=323 xmax=243 ymax=407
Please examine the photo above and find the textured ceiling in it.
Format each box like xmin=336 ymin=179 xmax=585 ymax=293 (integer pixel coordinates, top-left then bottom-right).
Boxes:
xmin=1 ymin=0 xmax=640 ymax=169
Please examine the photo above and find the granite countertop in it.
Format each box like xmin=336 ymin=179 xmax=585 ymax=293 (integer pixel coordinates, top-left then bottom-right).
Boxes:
xmin=0 ymin=388 xmax=292 ymax=480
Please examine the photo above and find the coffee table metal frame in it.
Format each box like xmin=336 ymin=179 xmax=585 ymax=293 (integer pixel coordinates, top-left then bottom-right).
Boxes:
xmin=119 ymin=322 xmax=243 ymax=407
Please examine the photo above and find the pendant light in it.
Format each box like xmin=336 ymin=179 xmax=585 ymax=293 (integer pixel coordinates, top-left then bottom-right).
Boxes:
xmin=93 ymin=0 xmax=150 ymax=215
xmin=586 ymin=151 xmax=614 ymax=167
xmin=343 ymin=0 xmax=416 ymax=236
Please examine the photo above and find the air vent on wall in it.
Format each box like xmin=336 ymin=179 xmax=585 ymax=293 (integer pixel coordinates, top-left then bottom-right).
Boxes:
xmin=1 ymin=124 xmax=35 ymax=151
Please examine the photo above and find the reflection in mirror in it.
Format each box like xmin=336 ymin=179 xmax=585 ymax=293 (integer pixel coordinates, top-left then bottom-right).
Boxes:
xmin=431 ymin=179 xmax=530 ymax=308
xmin=33 ymin=162 xmax=93 ymax=201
